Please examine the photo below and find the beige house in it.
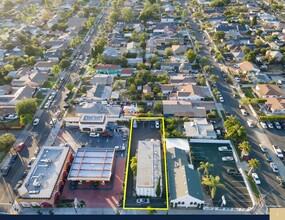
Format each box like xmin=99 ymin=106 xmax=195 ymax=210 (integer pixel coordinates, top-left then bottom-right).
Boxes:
xmin=239 ymin=61 xmax=260 ymax=74
xmin=265 ymin=98 xmax=285 ymax=114
xmin=255 ymin=84 xmax=284 ymax=98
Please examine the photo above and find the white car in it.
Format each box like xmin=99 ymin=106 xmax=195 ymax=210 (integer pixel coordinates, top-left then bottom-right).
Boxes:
xmin=272 ymin=145 xmax=284 ymax=159
xmin=270 ymin=162 xmax=279 ymax=173
xmin=267 ymin=122 xmax=274 ymax=129
xmin=252 ymin=173 xmax=261 ymax=185
xmin=274 ymin=122 xmax=282 ymax=130
xmin=115 ymin=145 xmax=126 ymax=151
xmin=218 ymin=146 xmax=232 ymax=152
xmin=247 ymin=120 xmax=254 ymax=127
xmin=259 ymin=121 xmax=267 ymax=129
xmin=235 ymin=77 xmax=241 ymax=83
xmin=34 ymin=147 xmax=40 ymax=156
xmin=33 ymin=118 xmax=40 ymax=126
xmin=5 ymin=114 xmax=19 ymax=120
xmin=44 ymin=101 xmax=51 ymax=109
xmin=258 ymin=144 xmax=268 ymax=153
xmin=155 ymin=120 xmax=160 ymax=129
xmin=222 ymin=156 xmax=234 ymax=161
xmin=241 ymin=109 xmax=248 ymax=116
xmin=49 ymin=118 xmax=57 ymax=127
xmin=89 ymin=133 xmax=100 ymax=138
xmin=219 ymin=97 xmax=224 ymax=103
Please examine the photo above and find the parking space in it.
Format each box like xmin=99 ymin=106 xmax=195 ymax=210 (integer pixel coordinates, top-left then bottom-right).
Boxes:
xmin=125 ymin=119 xmax=167 ymax=209
xmin=190 ymin=143 xmax=252 ymax=208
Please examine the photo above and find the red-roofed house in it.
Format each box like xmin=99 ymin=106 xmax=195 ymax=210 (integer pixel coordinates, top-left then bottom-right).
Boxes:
xmin=120 ymin=68 xmax=133 ymax=77
xmin=96 ymin=64 xmax=121 ymax=75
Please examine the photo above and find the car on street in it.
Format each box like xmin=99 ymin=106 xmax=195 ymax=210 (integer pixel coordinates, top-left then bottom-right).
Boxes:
xmin=226 ymin=168 xmax=241 ymax=176
xmin=15 ymin=142 xmax=25 ymax=152
xmin=49 ymin=118 xmax=57 ymax=127
xmin=272 ymin=145 xmax=284 ymax=159
xmin=267 ymin=122 xmax=274 ymax=129
xmin=27 ymin=157 xmax=36 ymax=168
xmin=63 ymin=104 xmax=70 ymax=109
xmin=270 ymin=162 xmax=279 ymax=173
xmin=123 ymin=134 xmax=128 ymax=141
xmin=274 ymin=121 xmax=282 ymax=129
xmin=219 ymin=97 xmax=224 ymax=103
xmin=5 ymin=114 xmax=19 ymax=120
xmin=218 ymin=146 xmax=232 ymax=152
xmin=33 ymin=118 xmax=40 ymax=126
xmin=259 ymin=121 xmax=267 ymax=128
xmin=276 ymin=176 xmax=285 ymax=188
xmin=13 ymin=180 xmax=23 ymax=192
xmin=252 ymin=173 xmax=261 ymax=185
xmin=89 ymin=133 xmax=100 ymax=138
xmin=222 ymin=156 xmax=234 ymax=161
xmin=44 ymin=101 xmax=51 ymax=109
xmin=258 ymin=144 xmax=268 ymax=153
xmin=247 ymin=120 xmax=254 ymax=127
xmin=136 ymin=198 xmax=150 ymax=204
xmin=1 ymin=165 xmax=11 ymax=176
xmin=9 ymin=154 xmax=18 ymax=164
xmin=264 ymin=153 xmax=273 ymax=163
xmin=241 ymin=109 xmax=248 ymax=116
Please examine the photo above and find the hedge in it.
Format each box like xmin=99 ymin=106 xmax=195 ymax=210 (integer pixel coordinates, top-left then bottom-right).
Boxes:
xmin=259 ymin=116 xmax=285 ymax=121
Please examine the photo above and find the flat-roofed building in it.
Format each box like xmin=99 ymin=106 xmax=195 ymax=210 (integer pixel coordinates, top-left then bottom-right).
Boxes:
xmin=68 ymin=148 xmax=115 ymax=182
xmin=79 ymin=114 xmax=108 ymax=132
xmin=16 ymin=146 xmax=72 ymax=208
xmin=136 ymin=139 xmax=162 ymax=197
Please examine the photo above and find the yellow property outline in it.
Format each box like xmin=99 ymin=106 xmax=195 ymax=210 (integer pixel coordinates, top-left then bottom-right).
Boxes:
xmin=123 ymin=116 xmax=169 ymax=211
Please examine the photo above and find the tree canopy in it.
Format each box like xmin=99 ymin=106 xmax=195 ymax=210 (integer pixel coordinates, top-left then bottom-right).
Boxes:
xmin=15 ymin=98 xmax=37 ymax=116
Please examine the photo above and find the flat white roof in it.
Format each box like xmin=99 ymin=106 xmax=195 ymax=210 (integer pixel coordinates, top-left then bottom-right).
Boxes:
xmin=68 ymin=148 xmax=115 ymax=181
xmin=18 ymin=146 xmax=69 ymax=199
xmin=136 ymin=139 xmax=162 ymax=189
xmin=80 ymin=114 xmax=105 ymax=123
xmin=165 ymin=138 xmax=190 ymax=152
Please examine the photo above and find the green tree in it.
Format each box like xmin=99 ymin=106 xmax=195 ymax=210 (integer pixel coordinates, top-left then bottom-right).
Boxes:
xmin=244 ymin=52 xmax=256 ymax=62
xmin=5 ymin=43 xmax=14 ymax=50
xmin=65 ymin=83 xmax=75 ymax=91
xmin=0 ymin=133 xmax=16 ymax=151
xmin=203 ymin=65 xmax=214 ymax=74
xmin=214 ymin=31 xmax=225 ymax=41
xmin=121 ymin=7 xmax=134 ymax=22
xmin=238 ymin=141 xmax=252 ymax=157
xmin=153 ymin=102 xmax=163 ymax=113
xmin=20 ymin=114 xmax=34 ymax=126
xmin=59 ymin=59 xmax=71 ymax=70
xmin=51 ymin=65 xmax=61 ymax=76
xmin=15 ymin=98 xmax=37 ymax=116
xmin=250 ymin=15 xmax=257 ymax=27
xmin=155 ymin=177 xmax=161 ymax=197
xmin=197 ymin=161 xmax=214 ymax=176
xmin=209 ymin=74 xmax=219 ymax=85
xmin=109 ymin=11 xmax=119 ymax=24
xmin=202 ymin=175 xmax=225 ymax=199
xmin=200 ymin=56 xmax=208 ymax=67
xmin=196 ymin=74 xmax=206 ymax=86
xmin=186 ymin=49 xmax=197 ymax=63
xmin=247 ymin=158 xmax=260 ymax=175
xmin=130 ymin=156 xmax=137 ymax=176
xmin=165 ymin=47 xmax=174 ymax=56
xmin=254 ymin=39 xmax=263 ymax=47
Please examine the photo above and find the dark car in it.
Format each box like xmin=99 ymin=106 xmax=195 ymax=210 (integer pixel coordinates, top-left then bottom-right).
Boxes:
xmin=63 ymin=96 xmax=69 ymax=102
xmin=70 ymin=181 xmax=77 ymax=190
xmin=150 ymin=121 xmax=155 ymax=128
xmin=9 ymin=154 xmax=18 ymax=164
xmin=102 ymin=131 xmax=113 ymax=137
xmin=1 ymin=165 xmax=11 ymax=176
xmin=63 ymin=104 xmax=70 ymax=109
xmin=264 ymin=153 xmax=273 ymax=163
xmin=227 ymin=168 xmax=241 ymax=176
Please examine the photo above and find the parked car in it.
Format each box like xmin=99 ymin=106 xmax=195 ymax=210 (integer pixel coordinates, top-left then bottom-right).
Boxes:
xmin=123 ymin=134 xmax=128 ymax=141
xmin=33 ymin=118 xmax=40 ymax=126
xmin=102 ymin=131 xmax=113 ymax=137
xmin=1 ymin=165 xmax=11 ymax=176
xmin=27 ymin=157 xmax=36 ymax=168
xmin=63 ymin=104 xmax=70 ymax=109
xmin=241 ymin=109 xmax=247 ymax=116
xmin=9 ymin=154 xmax=18 ymax=164
xmin=247 ymin=120 xmax=254 ymax=127
xmin=90 ymin=133 xmax=100 ymax=138
xmin=259 ymin=121 xmax=267 ymax=129
xmin=14 ymin=180 xmax=23 ymax=192
xmin=267 ymin=122 xmax=274 ymax=129
xmin=264 ymin=153 xmax=273 ymax=163
xmin=222 ymin=156 xmax=234 ymax=161
xmin=270 ymin=162 xmax=279 ymax=173
xmin=136 ymin=198 xmax=150 ymax=204
xmin=258 ymin=144 xmax=268 ymax=153
xmin=155 ymin=120 xmax=160 ymax=128
xmin=115 ymin=145 xmax=126 ymax=151
xmin=15 ymin=142 xmax=25 ymax=152
xmin=5 ymin=114 xmax=19 ymax=120
xmin=252 ymin=173 xmax=261 ymax=185
xmin=218 ymin=146 xmax=232 ymax=152
xmin=272 ymin=145 xmax=284 ymax=159
xmin=226 ymin=168 xmax=241 ymax=176
xmin=274 ymin=122 xmax=282 ymax=130
xmin=219 ymin=97 xmax=224 ymax=103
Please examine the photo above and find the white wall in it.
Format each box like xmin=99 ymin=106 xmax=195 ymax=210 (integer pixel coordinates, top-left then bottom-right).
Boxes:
xmin=136 ymin=186 xmax=156 ymax=197
xmin=171 ymin=195 xmax=204 ymax=208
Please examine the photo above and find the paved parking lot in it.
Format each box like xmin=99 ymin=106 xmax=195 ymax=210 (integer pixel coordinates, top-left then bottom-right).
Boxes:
xmin=125 ymin=119 xmax=167 ymax=209
xmin=190 ymin=143 xmax=252 ymax=208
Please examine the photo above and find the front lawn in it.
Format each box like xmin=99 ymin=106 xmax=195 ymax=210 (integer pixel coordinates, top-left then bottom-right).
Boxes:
xmin=241 ymin=87 xmax=255 ymax=99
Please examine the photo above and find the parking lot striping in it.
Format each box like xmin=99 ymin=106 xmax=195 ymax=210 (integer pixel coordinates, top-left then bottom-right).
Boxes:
xmin=115 ymin=174 xmax=123 ymax=184
xmin=111 ymin=196 xmax=118 ymax=206
xmin=105 ymin=197 xmax=117 ymax=212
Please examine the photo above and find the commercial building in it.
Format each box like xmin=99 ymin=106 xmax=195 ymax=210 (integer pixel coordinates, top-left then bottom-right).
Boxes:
xmin=68 ymin=148 xmax=115 ymax=183
xmin=184 ymin=118 xmax=217 ymax=139
xmin=79 ymin=114 xmax=108 ymax=132
xmin=136 ymin=139 xmax=162 ymax=197
xmin=16 ymin=146 xmax=72 ymax=208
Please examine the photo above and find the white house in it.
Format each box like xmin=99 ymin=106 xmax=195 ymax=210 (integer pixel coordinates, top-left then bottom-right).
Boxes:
xmin=184 ymin=118 xmax=217 ymax=139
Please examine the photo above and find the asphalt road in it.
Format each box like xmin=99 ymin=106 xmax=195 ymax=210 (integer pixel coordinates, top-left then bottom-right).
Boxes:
xmin=188 ymin=15 xmax=285 ymax=208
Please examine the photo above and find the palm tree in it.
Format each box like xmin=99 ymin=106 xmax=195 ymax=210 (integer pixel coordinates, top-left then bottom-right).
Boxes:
xmin=247 ymin=158 xmax=260 ymax=175
xmin=202 ymin=175 xmax=225 ymax=199
xmin=130 ymin=156 xmax=137 ymax=176
xmin=238 ymin=141 xmax=252 ymax=157
xmin=197 ymin=161 xmax=214 ymax=176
